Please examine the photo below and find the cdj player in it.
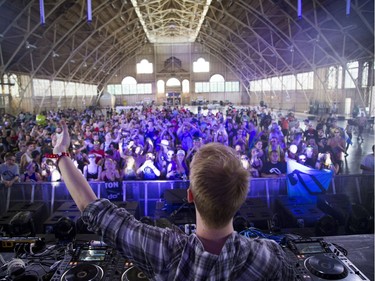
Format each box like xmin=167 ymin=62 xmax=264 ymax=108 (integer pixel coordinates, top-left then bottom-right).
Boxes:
xmin=50 ymin=241 xmax=149 ymax=281
xmin=284 ymin=238 xmax=370 ymax=281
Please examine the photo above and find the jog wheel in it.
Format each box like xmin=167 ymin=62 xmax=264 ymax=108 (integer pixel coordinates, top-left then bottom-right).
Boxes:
xmin=305 ymin=255 xmax=348 ymax=280
xmin=121 ymin=266 xmax=149 ymax=281
xmin=61 ymin=264 xmax=104 ymax=281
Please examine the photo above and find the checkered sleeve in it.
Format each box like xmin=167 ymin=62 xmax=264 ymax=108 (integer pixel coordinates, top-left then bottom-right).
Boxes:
xmin=81 ymin=199 xmax=187 ymax=278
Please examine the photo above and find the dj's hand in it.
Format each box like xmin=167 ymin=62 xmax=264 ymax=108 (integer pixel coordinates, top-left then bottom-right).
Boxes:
xmin=53 ymin=120 xmax=71 ymax=154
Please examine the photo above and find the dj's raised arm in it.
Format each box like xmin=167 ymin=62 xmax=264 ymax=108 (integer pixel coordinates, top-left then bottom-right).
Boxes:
xmin=53 ymin=120 xmax=97 ymax=211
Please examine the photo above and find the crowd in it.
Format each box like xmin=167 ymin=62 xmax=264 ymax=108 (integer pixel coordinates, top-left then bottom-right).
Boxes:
xmin=0 ymin=105 xmax=373 ymax=185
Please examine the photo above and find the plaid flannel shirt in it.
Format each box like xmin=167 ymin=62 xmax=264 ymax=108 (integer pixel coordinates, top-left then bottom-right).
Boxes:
xmin=82 ymin=199 xmax=295 ymax=281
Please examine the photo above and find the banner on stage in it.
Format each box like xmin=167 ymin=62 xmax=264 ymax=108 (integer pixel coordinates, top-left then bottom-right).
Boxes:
xmin=104 ymin=181 xmax=123 ymax=201
xmin=287 ymin=161 xmax=333 ymax=203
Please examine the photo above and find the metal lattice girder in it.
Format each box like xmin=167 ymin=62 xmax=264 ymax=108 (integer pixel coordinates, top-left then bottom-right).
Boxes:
xmin=0 ymin=0 xmax=373 ymax=91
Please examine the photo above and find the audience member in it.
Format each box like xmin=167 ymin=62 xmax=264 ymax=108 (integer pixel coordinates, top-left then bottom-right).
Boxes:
xmin=122 ymin=156 xmax=137 ymax=180
xmin=360 ymin=145 xmax=374 ymax=175
xmin=0 ymin=152 xmax=20 ymax=187
xmin=316 ymin=152 xmax=340 ymax=175
xmin=344 ymin=120 xmax=354 ymax=156
xmin=83 ymin=154 xmax=102 ymax=181
xmin=327 ymin=128 xmax=346 ymax=171
xmin=19 ymin=141 xmax=36 ymax=173
xmin=356 ymin=112 xmax=367 ymax=141
xmin=45 ymin=159 xmax=61 ymax=182
xmin=175 ymin=149 xmax=189 ymax=179
xmin=136 ymin=152 xmax=161 ymax=180
xmin=261 ymin=150 xmax=287 ymax=178
xmin=249 ymin=148 xmax=263 ymax=177
xmin=22 ymin=161 xmax=42 ymax=182
xmin=303 ymin=146 xmax=317 ymax=168
xmin=90 ymin=141 xmax=105 ymax=164
xmin=100 ymin=158 xmax=121 ymax=182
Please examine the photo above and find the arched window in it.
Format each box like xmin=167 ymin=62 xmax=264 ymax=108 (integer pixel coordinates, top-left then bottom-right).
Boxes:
xmin=328 ymin=66 xmax=338 ymax=90
xmin=136 ymin=59 xmax=153 ymax=74
xmin=122 ymin=76 xmax=137 ymax=94
xmin=157 ymin=80 xmax=165 ymax=94
xmin=345 ymin=61 xmax=358 ymax=89
xmin=209 ymin=74 xmax=224 ymax=82
xmin=166 ymin=78 xmax=181 ymax=87
xmin=182 ymin=79 xmax=190 ymax=93
xmin=362 ymin=62 xmax=369 ymax=87
xmin=209 ymin=74 xmax=224 ymax=92
xmin=193 ymin=58 xmax=209 ymax=72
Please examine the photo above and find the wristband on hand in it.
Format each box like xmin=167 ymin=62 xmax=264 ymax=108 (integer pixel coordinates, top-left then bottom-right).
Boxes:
xmin=45 ymin=152 xmax=71 ymax=166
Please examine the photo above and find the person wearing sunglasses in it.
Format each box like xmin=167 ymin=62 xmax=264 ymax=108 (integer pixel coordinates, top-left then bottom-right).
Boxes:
xmin=297 ymin=154 xmax=308 ymax=167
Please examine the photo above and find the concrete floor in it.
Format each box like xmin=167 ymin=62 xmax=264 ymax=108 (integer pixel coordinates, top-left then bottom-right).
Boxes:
xmin=341 ymin=130 xmax=374 ymax=175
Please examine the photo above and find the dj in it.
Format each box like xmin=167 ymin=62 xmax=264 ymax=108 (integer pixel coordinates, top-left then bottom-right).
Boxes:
xmin=53 ymin=120 xmax=294 ymax=280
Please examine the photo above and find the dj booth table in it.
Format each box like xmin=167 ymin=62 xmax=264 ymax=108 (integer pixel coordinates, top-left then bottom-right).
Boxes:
xmin=0 ymin=233 xmax=373 ymax=280
xmin=322 ymin=234 xmax=374 ymax=281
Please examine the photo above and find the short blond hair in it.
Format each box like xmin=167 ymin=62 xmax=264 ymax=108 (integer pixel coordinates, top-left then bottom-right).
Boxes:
xmin=189 ymin=143 xmax=249 ymax=228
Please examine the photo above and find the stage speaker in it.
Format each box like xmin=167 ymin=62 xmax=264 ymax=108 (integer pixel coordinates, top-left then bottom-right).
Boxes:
xmin=9 ymin=202 xmax=48 ymax=234
xmin=314 ymin=215 xmax=339 ymax=236
xmin=113 ymin=201 xmax=140 ymax=219
xmin=56 ymin=202 xmax=79 ymax=212
xmin=169 ymin=208 xmax=195 ymax=226
xmin=154 ymin=201 xmax=168 ymax=220
xmin=0 ymin=211 xmax=20 ymax=235
xmin=317 ymin=194 xmax=352 ymax=225
xmin=56 ymin=201 xmax=140 ymax=219
xmin=237 ymin=198 xmax=272 ymax=230
xmin=164 ymin=189 xmax=187 ymax=205
xmin=163 ymin=189 xmax=194 ymax=225
xmin=345 ymin=204 xmax=373 ymax=234
xmin=43 ymin=211 xmax=81 ymax=234
xmin=274 ymin=196 xmax=325 ymax=228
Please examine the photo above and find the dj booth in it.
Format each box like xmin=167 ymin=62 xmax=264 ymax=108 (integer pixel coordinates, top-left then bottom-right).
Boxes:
xmin=0 ymin=175 xmax=373 ymax=280
xmin=0 ymin=234 xmax=373 ymax=281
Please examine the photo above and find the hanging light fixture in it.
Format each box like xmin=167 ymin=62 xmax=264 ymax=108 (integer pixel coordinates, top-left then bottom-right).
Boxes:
xmin=297 ymin=0 xmax=302 ymax=19
xmin=39 ymin=0 xmax=45 ymax=25
xmin=87 ymin=0 xmax=92 ymax=23
xmin=346 ymin=0 xmax=351 ymax=15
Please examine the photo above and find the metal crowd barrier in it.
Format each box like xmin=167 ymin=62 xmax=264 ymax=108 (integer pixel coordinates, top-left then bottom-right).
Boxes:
xmin=0 ymin=174 xmax=373 ymax=217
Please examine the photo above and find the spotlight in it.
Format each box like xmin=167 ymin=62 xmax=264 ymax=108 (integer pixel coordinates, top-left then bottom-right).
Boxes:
xmin=9 ymin=211 xmax=36 ymax=237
